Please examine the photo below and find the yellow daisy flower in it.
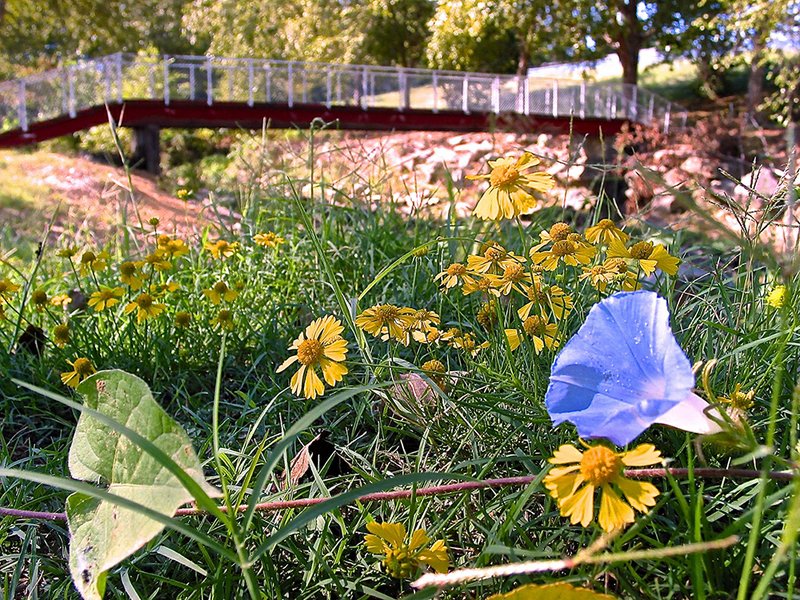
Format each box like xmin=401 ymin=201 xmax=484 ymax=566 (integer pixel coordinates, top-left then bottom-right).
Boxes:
xmin=466 ymin=242 xmax=523 ymax=274
xmin=766 ymin=284 xmax=787 ymax=308
xmin=532 ymin=222 xmax=574 ymax=251
xmin=476 ymin=300 xmax=498 ymax=331
xmin=50 ymin=294 xmax=72 ymax=309
xmin=52 ymin=323 xmax=70 ymax=348
xmin=203 ymin=281 xmax=239 ymax=305
xmin=124 ymin=293 xmax=166 ymax=323
xmin=204 ymin=239 xmax=240 ymax=260
xmin=57 ymin=246 xmax=79 ymax=259
xmin=277 ymin=315 xmax=349 ymax=399
xmin=486 ymin=261 xmax=530 ymax=296
xmin=467 ymin=153 xmax=555 ymax=221
xmin=505 ymin=315 xmax=558 ymax=353
xmin=449 ymin=331 xmax=490 ymax=356
xmin=434 ymin=263 xmax=476 ymax=290
xmin=544 ymin=443 xmax=662 ymax=532
xmin=174 ymin=311 xmax=192 ymax=328
xmin=211 ymin=309 xmax=235 ymax=330
xmin=406 ymin=309 xmax=441 ymax=344
xmin=461 ymin=275 xmax=500 ymax=297
xmin=30 ymin=289 xmax=49 ymax=311
xmin=150 ymin=282 xmax=181 ymax=296
xmin=356 ymin=304 xmax=415 ymax=342
xmin=60 ymin=357 xmax=95 ymax=388
xmin=420 ymin=359 xmax=448 ymax=390
xmin=143 ymin=250 xmax=172 ymax=272
xmin=159 ymin=237 xmax=190 ymax=259
xmin=87 ymin=286 xmax=124 ymax=312
xmin=364 ymin=521 xmax=448 ymax=579
xmin=119 ymin=261 xmax=145 ymax=290
xmin=607 ymin=239 xmax=680 ymax=277
xmin=585 ymin=218 xmax=629 ymax=245
xmin=517 ymin=281 xmax=573 ymax=321
xmin=254 ymin=232 xmax=286 ymax=248
xmin=531 ymin=239 xmax=596 ymax=271
xmin=79 ymin=251 xmax=109 ymax=275
xmin=579 ymin=264 xmax=617 ymax=292
xmin=0 ymin=278 xmax=21 ymax=300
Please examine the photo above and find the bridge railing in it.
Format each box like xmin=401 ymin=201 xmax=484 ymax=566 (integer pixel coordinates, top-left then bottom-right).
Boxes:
xmin=0 ymin=53 xmax=689 ymax=135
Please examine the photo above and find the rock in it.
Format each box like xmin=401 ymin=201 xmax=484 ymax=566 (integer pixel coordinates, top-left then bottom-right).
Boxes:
xmin=734 ymin=167 xmax=781 ymax=200
xmin=663 ymin=168 xmax=689 ymax=189
xmin=680 ymin=156 xmax=716 ymax=181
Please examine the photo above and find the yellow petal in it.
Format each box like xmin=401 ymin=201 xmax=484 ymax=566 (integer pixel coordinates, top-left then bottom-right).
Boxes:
xmin=560 ymin=484 xmax=595 ymax=527
xmin=621 ymin=444 xmax=662 ymax=466
xmin=366 ymin=522 xmax=406 ymax=548
xmin=277 ymin=355 xmax=298 ymax=373
xmin=616 ymin=477 xmax=660 ymax=512
xmin=303 ymin=367 xmax=325 ymax=399
xmin=598 ymin=485 xmax=635 ymax=532
xmin=408 ymin=528 xmax=430 ymax=552
xmin=363 ymin=534 xmax=388 ymax=555
xmin=549 ymin=444 xmax=584 ymax=464
xmin=418 ymin=539 xmax=449 ymax=573
xmin=504 ymin=329 xmax=521 ymax=351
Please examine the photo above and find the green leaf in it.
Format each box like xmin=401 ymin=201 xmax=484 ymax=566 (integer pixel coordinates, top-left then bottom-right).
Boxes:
xmin=66 ymin=370 xmax=218 ymax=600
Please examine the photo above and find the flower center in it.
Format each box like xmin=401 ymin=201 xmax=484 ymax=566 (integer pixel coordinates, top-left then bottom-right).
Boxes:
xmin=523 ymin=315 xmax=546 ymax=337
xmin=32 ymin=290 xmax=48 ymax=305
xmin=447 ymin=264 xmax=466 ymax=276
xmin=484 ymin=247 xmax=504 ymax=261
xmin=297 ymin=338 xmax=324 ymax=365
xmin=213 ymin=281 xmax=229 ymax=294
xmin=551 ymin=240 xmax=576 ymax=256
xmin=596 ymin=218 xmax=614 ymax=229
xmin=579 ymin=446 xmax=622 ymax=486
xmin=629 ymin=241 xmax=654 ymax=260
xmin=384 ymin=547 xmax=419 ymax=579
xmin=374 ymin=305 xmax=399 ymax=322
xmin=605 ymin=258 xmax=627 ymax=273
xmin=73 ymin=358 xmax=94 ymax=376
xmin=136 ymin=294 xmax=153 ymax=309
xmin=422 ymin=359 xmax=445 ymax=373
xmin=81 ymin=252 xmax=96 ymax=264
xmin=489 ymin=164 xmax=520 ymax=188
xmin=549 ymin=222 xmax=572 ymax=242
xmin=503 ymin=263 xmax=525 ymax=281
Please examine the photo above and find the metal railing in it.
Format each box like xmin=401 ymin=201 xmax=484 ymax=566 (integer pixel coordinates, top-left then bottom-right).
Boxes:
xmin=0 ymin=53 xmax=689 ymax=135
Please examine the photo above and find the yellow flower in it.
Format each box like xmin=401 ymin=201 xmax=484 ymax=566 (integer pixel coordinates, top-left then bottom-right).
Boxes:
xmin=254 ymin=232 xmax=286 ymax=248
xmin=87 ymin=286 xmax=124 ymax=312
xmin=585 ymin=218 xmax=629 ymax=245
xmin=204 ymin=239 xmax=240 ymax=259
xmin=124 ymin=293 xmax=166 ymax=323
xmin=143 ymin=250 xmax=172 ymax=272
xmin=579 ymin=264 xmax=617 ymax=292
xmin=467 ymin=153 xmax=555 ymax=221
xmin=0 ymin=278 xmax=21 ymax=299
xmin=50 ymin=293 xmax=72 ymax=308
xmin=53 ymin=323 xmax=71 ymax=348
xmin=449 ymin=331 xmax=490 ymax=356
xmin=766 ymin=285 xmax=787 ymax=308
xmin=543 ymin=443 xmax=662 ymax=532
xmin=421 ymin=359 xmax=448 ymax=390
xmin=719 ymin=383 xmax=755 ymax=411
xmin=488 ymin=582 xmax=617 ymax=600
xmin=607 ymin=239 xmax=680 ymax=277
xmin=363 ymin=521 xmax=448 ymax=579
xmin=203 ymin=281 xmax=239 ymax=305
xmin=60 ymin=357 xmax=95 ymax=388
xmin=434 ymin=263 xmax=475 ymax=290
xmin=406 ymin=309 xmax=441 ymax=344
xmin=57 ymin=246 xmax=79 ymax=259
xmin=466 ymin=242 xmax=523 ymax=274
xmin=174 ymin=311 xmax=192 ymax=328
xmin=211 ymin=309 xmax=235 ymax=330
xmin=476 ymin=300 xmax=498 ymax=331
xmin=531 ymin=239 xmax=596 ymax=271
xmin=150 ymin=282 xmax=181 ymax=296
xmin=30 ymin=289 xmax=49 ymax=311
xmin=277 ymin=315 xmax=349 ymax=399
xmin=157 ymin=236 xmax=190 ymax=259
xmin=518 ymin=281 xmax=573 ymax=321
xmin=486 ymin=261 xmax=529 ymax=296
xmin=119 ymin=261 xmax=145 ymax=290
xmin=533 ymin=222 xmax=574 ymax=249
xmin=461 ymin=275 xmax=500 ymax=297
xmin=505 ymin=315 xmax=558 ymax=353
xmin=356 ymin=304 xmax=415 ymax=342
xmin=79 ymin=250 xmax=109 ymax=275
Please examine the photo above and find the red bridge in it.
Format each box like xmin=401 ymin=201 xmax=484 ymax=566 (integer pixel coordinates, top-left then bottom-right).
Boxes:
xmin=0 ymin=54 xmax=687 ymax=173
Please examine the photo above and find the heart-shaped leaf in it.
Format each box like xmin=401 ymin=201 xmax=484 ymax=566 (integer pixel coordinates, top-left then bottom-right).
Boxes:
xmin=66 ymin=370 xmax=217 ymax=600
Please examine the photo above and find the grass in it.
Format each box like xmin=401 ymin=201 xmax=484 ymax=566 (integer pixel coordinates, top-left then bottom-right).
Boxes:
xmin=0 ymin=124 xmax=799 ymax=599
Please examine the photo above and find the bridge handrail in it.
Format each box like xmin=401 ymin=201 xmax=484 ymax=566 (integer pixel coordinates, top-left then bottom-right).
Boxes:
xmin=0 ymin=53 xmax=689 ymax=135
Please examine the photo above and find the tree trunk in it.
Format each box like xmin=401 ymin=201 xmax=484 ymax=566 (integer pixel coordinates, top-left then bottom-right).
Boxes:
xmin=517 ymin=44 xmax=529 ymax=76
xmin=615 ymin=0 xmax=642 ymax=87
xmin=746 ymin=32 xmax=766 ymax=120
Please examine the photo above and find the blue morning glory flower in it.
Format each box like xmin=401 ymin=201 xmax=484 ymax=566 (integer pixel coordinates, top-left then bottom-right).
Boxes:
xmin=545 ymin=290 xmax=720 ymax=445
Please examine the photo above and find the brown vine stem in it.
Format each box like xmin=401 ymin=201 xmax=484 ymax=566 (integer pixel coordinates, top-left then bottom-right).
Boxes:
xmin=1 ymin=468 xmax=793 ymax=523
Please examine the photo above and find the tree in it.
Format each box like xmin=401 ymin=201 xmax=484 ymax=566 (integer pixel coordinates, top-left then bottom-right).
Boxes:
xmin=358 ymin=0 xmax=434 ymax=67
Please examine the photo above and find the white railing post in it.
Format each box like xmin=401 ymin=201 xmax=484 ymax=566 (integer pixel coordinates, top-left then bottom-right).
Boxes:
xmin=524 ymin=77 xmax=530 ymax=115
xmin=326 ymin=65 xmax=332 ymax=109
xmin=206 ymin=58 xmax=213 ymax=105
xmin=516 ymin=75 xmax=523 ymax=112
xmin=163 ymin=57 xmax=170 ymax=105
xmin=462 ymin=75 xmax=469 ymax=113
xmin=399 ymin=69 xmax=407 ymax=111
xmin=631 ymin=85 xmax=638 ymax=121
xmin=361 ymin=66 xmax=368 ymax=109
xmin=552 ymin=80 xmax=558 ymax=117
xmin=115 ymin=53 xmax=123 ymax=103
xmin=68 ymin=66 xmax=76 ymax=117
xmin=580 ymin=81 xmax=586 ymax=119
xmin=301 ymin=67 xmax=308 ymax=104
xmin=247 ymin=59 xmax=254 ymax=106
xmin=664 ymin=104 xmax=671 ymax=132
xmin=265 ymin=62 xmax=272 ymax=103
xmin=288 ymin=62 xmax=294 ymax=108
xmin=491 ymin=77 xmax=500 ymax=113
xmin=432 ymin=71 xmax=439 ymax=113
xmin=103 ymin=60 xmax=112 ymax=102
xmin=189 ymin=65 xmax=196 ymax=101
xmin=648 ymin=94 xmax=655 ymax=122
xmin=18 ymin=81 xmax=27 ymax=131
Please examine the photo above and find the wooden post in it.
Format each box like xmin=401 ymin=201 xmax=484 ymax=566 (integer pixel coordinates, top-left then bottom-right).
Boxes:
xmin=131 ymin=125 xmax=161 ymax=174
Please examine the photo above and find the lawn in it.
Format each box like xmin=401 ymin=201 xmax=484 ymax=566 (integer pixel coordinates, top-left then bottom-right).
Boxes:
xmin=0 ymin=126 xmax=798 ymax=600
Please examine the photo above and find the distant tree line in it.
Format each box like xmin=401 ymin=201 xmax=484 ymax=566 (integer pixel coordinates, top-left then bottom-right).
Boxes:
xmin=0 ymin=0 xmax=797 ymax=122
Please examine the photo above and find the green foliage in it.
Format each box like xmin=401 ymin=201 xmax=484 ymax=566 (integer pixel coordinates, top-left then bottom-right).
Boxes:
xmin=358 ymin=0 xmax=434 ymax=67
xmin=67 ymin=370 xmax=217 ymax=600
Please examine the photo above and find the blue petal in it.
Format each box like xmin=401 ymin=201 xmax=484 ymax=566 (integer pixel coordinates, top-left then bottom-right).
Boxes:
xmin=545 ymin=290 xmax=694 ymax=445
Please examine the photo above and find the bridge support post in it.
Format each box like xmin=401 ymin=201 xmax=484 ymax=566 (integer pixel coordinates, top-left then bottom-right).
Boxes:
xmin=131 ymin=125 xmax=161 ymax=175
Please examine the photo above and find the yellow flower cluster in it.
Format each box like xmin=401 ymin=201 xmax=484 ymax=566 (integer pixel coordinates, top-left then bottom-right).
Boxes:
xmin=363 ymin=521 xmax=448 ymax=579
